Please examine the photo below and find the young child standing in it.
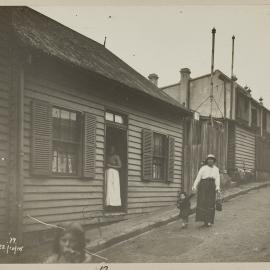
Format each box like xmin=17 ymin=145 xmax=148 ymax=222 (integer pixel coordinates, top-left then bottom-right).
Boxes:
xmin=44 ymin=222 xmax=92 ymax=263
xmin=177 ymin=191 xmax=195 ymax=228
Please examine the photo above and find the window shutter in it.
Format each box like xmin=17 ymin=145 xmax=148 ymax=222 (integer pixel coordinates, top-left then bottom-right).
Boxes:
xmin=142 ymin=129 xmax=153 ymax=181
xmin=167 ymin=136 xmax=175 ymax=182
xmin=31 ymin=100 xmax=52 ymax=176
xmin=82 ymin=112 xmax=96 ymax=178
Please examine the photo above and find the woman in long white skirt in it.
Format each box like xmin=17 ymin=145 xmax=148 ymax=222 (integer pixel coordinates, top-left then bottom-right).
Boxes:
xmin=105 ymin=146 xmax=122 ymax=206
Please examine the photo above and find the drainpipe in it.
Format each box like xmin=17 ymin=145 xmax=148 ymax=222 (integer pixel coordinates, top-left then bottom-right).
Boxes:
xmin=230 ymin=81 xmax=234 ymax=120
xmin=16 ymin=55 xmax=25 ymax=242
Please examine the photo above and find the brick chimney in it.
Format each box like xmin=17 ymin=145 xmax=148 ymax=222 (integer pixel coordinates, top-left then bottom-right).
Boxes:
xmin=148 ymin=73 xmax=159 ymax=87
xmin=179 ymin=68 xmax=191 ymax=107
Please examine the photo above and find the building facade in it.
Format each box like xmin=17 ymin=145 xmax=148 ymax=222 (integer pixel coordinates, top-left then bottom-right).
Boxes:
xmin=0 ymin=7 xmax=191 ymax=244
xmin=161 ymin=67 xmax=270 ymax=189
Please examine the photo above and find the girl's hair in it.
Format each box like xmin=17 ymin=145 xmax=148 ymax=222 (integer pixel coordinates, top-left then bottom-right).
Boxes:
xmin=53 ymin=222 xmax=86 ymax=254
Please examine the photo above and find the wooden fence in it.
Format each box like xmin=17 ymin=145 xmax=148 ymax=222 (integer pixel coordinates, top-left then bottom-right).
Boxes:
xmin=183 ymin=118 xmax=228 ymax=194
xmin=256 ymin=136 xmax=270 ymax=173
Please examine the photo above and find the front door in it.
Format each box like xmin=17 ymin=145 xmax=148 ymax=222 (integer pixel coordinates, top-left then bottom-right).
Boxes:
xmin=104 ymin=111 xmax=127 ymax=212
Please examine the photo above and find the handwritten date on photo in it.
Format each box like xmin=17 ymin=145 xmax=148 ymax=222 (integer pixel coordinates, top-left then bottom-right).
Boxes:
xmin=0 ymin=234 xmax=24 ymax=256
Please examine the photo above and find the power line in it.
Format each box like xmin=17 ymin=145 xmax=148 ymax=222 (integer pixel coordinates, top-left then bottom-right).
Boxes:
xmin=194 ymin=96 xmax=211 ymax=112
xmin=213 ymin=96 xmax=224 ymax=118
xmin=215 ymin=84 xmax=224 ymax=118
xmin=194 ymin=83 xmax=225 ymax=116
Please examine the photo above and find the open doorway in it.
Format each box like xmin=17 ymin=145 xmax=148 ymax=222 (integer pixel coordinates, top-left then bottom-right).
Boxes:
xmin=104 ymin=112 xmax=127 ymax=213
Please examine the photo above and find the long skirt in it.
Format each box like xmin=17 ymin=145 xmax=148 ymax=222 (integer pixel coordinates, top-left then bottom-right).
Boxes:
xmin=195 ymin=178 xmax=216 ymax=224
xmin=105 ymin=168 xmax=122 ymax=206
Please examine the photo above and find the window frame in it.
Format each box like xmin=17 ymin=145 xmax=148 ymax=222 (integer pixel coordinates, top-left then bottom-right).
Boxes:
xmin=105 ymin=110 xmax=127 ymax=126
xmin=51 ymin=106 xmax=83 ymax=177
xmin=152 ymin=132 xmax=168 ymax=181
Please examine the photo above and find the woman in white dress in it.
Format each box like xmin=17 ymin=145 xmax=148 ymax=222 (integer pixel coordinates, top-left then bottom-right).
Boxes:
xmin=192 ymin=154 xmax=221 ymax=227
xmin=105 ymin=146 xmax=122 ymax=207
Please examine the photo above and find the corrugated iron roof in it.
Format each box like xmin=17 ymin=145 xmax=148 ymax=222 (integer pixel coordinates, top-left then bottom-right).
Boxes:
xmin=5 ymin=6 xmax=190 ymax=114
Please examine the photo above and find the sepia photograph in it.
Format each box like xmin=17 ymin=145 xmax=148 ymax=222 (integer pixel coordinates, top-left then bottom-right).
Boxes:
xmin=0 ymin=0 xmax=270 ymax=266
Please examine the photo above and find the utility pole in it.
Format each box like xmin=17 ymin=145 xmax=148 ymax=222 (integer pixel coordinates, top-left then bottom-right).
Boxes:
xmin=210 ymin=27 xmax=216 ymax=125
xmin=230 ymin=35 xmax=235 ymax=120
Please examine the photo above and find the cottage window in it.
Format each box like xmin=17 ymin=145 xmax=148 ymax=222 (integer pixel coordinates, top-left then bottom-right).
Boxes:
xmin=31 ymin=100 xmax=96 ymax=178
xmin=142 ymin=129 xmax=175 ymax=182
xmin=153 ymin=133 xmax=166 ymax=180
xmin=52 ymin=107 xmax=81 ymax=175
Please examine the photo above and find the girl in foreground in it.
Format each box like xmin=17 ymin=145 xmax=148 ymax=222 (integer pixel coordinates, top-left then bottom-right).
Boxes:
xmin=44 ymin=222 xmax=92 ymax=263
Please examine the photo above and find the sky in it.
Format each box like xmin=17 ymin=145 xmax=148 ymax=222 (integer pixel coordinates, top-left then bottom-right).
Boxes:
xmin=32 ymin=5 xmax=270 ymax=108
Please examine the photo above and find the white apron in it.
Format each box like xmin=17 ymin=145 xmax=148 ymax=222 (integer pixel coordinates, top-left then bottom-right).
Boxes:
xmin=105 ymin=168 xmax=122 ymax=206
